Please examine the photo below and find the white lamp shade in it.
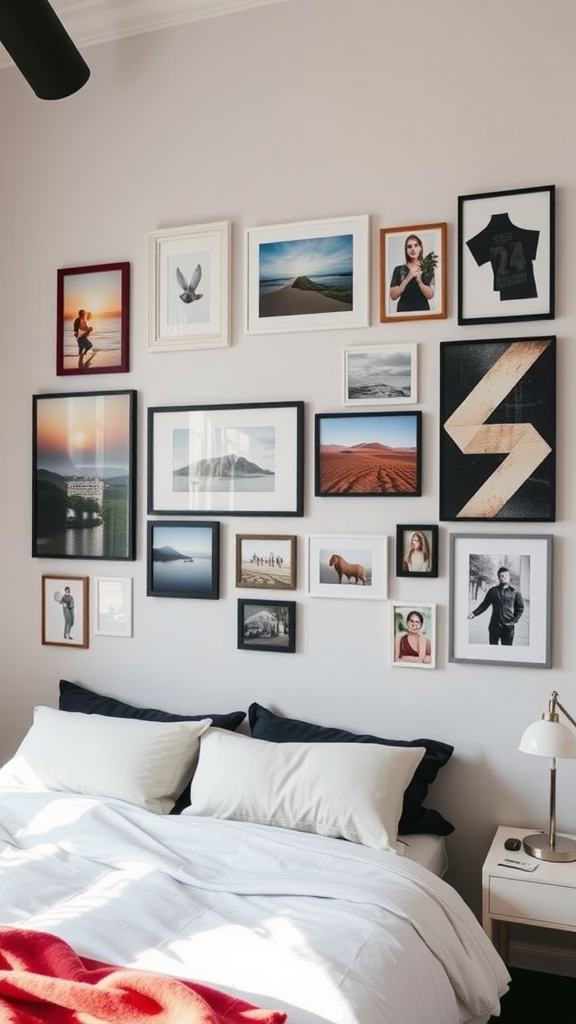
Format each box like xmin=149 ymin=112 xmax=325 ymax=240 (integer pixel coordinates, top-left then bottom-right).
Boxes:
xmin=519 ymin=718 xmax=576 ymax=759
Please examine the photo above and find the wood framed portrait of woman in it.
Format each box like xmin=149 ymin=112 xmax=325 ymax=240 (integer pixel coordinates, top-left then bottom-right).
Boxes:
xmin=396 ymin=525 xmax=438 ymax=578
xmin=380 ymin=223 xmax=447 ymax=322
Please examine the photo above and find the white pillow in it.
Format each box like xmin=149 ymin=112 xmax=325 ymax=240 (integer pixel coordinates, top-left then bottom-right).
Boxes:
xmin=185 ymin=729 xmax=425 ymax=852
xmin=0 ymin=706 xmax=212 ymax=813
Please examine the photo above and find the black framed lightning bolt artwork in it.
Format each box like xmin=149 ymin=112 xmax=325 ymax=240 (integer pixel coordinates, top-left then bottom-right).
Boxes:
xmin=439 ymin=336 xmax=556 ymax=522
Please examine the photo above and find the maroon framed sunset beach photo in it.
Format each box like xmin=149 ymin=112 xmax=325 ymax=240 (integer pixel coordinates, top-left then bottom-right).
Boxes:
xmin=56 ymin=261 xmax=130 ymax=376
xmin=314 ymin=411 xmax=422 ymax=497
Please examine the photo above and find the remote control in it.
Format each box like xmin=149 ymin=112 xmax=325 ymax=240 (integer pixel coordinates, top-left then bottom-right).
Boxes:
xmin=497 ymin=858 xmax=538 ymax=872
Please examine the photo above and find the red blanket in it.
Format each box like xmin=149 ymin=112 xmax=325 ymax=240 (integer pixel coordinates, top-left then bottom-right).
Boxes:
xmin=0 ymin=926 xmax=287 ymax=1024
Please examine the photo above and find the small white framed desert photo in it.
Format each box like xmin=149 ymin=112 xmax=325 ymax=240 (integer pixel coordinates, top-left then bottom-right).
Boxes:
xmin=41 ymin=575 xmax=88 ymax=649
xmin=307 ymin=534 xmax=388 ymax=600
xmin=93 ymin=576 xmax=133 ymax=637
xmin=149 ymin=220 xmax=230 ymax=351
xmin=235 ymin=534 xmax=297 ymax=590
xmin=380 ymin=222 xmax=447 ymax=322
xmin=343 ymin=343 xmax=417 ymax=406
xmin=391 ymin=602 xmax=436 ymax=669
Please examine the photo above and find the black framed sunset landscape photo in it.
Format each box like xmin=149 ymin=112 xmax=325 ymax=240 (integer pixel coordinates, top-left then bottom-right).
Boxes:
xmin=32 ymin=390 xmax=136 ymax=560
xmin=314 ymin=411 xmax=422 ymax=497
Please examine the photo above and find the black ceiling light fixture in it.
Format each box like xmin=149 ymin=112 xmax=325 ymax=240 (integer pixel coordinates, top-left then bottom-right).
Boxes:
xmin=0 ymin=0 xmax=90 ymax=100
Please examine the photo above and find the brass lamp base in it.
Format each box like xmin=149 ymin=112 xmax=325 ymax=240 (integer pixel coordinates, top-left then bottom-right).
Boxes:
xmin=523 ymin=832 xmax=576 ymax=862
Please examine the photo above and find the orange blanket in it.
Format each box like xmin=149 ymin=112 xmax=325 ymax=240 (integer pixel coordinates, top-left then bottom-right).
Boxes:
xmin=0 ymin=926 xmax=287 ymax=1024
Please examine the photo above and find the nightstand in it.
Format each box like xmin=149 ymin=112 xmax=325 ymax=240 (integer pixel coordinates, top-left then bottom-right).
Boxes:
xmin=482 ymin=825 xmax=576 ymax=962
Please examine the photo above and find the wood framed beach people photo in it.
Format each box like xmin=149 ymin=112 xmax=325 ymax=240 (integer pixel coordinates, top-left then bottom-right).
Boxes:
xmin=148 ymin=401 xmax=304 ymax=517
xmin=41 ymin=574 xmax=88 ymax=649
xmin=343 ymin=343 xmax=417 ymax=406
xmin=246 ymin=214 xmax=369 ymax=334
xmin=439 ymin=337 xmax=556 ymax=522
xmin=237 ymin=598 xmax=296 ymax=653
xmin=149 ymin=220 xmax=230 ymax=351
xmin=396 ymin=525 xmax=438 ymax=578
xmin=314 ymin=411 xmax=422 ymax=497
xmin=380 ymin=222 xmax=447 ymax=322
xmin=56 ymin=262 xmax=130 ymax=376
xmin=147 ymin=521 xmax=220 ymax=600
xmin=391 ymin=602 xmax=436 ymax=669
xmin=33 ymin=390 xmax=137 ymax=560
xmin=93 ymin=576 xmax=133 ymax=637
xmin=235 ymin=534 xmax=297 ymax=590
xmin=307 ymin=534 xmax=388 ymax=600
xmin=449 ymin=533 xmax=552 ymax=668
xmin=458 ymin=185 xmax=555 ymax=325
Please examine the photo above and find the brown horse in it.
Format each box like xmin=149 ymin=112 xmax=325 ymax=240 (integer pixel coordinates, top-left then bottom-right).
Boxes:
xmin=329 ymin=554 xmax=366 ymax=584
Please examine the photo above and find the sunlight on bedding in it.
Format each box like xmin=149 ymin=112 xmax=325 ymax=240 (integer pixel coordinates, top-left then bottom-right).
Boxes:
xmin=0 ymin=792 xmax=510 ymax=1024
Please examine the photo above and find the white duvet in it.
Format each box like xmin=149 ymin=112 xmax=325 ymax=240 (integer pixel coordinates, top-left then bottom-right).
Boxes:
xmin=0 ymin=791 xmax=509 ymax=1024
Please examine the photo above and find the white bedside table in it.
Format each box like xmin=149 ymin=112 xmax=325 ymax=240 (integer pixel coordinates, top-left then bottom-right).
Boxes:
xmin=482 ymin=825 xmax=576 ymax=962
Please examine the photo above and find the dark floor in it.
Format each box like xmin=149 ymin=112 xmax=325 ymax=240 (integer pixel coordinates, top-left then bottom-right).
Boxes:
xmin=491 ymin=967 xmax=576 ymax=1022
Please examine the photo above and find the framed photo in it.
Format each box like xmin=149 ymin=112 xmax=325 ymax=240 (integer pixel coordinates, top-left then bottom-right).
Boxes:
xmin=307 ymin=534 xmax=388 ymax=600
xmin=56 ymin=262 xmax=130 ymax=376
xmin=235 ymin=534 xmax=297 ymax=590
xmin=458 ymin=185 xmax=555 ymax=325
xmin=93 ymin=576 xmax=133 ymax=637
xmin=149 ymin=220 xmax=230 ymax=351
xmin=440 ymin=337 xmax=556 ymax=521
xmin=379 ymin=222 xmax=447 ymax=322
xmin=147 ymin=521 xmax=219 ymax=599
xmin=396 ymin=525 xmax=438 ymax=578
xmin=391 ymin=602 xmax=436 ymax=669
xmin=246 ymin=214 xmax=369 ymax=334
xmin=343 ymin=343 xmax=417 ymax=406
xmin=41 ymin=575 xmax=88 ymax=648
xmin=237 ymin=598 xmax=296 ymax=653
xmin=449 ymin=533 xmax=553 ymax=668
xmin=314 ymin=411 xmax=421 ymax=497
xmin=148 ymin=401 xmax=304 ymax=516
xmin=33 ymin=390 xmax=137 ymax=560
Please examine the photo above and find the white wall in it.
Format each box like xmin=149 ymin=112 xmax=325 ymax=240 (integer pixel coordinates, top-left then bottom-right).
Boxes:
xmin=1 ymin=0 xmax=575 ymax=933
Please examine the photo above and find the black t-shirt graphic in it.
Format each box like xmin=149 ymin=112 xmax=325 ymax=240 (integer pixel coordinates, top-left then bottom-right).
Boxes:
xmin=466 ymin=212 xmax=539 ymax=301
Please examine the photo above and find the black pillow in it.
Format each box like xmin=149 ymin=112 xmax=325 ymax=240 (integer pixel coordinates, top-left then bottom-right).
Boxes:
xmin=59 ymin=680 xmax=246 ymax=815
xmin=59 ymin=679 xmax=245 ymax=730
xmin=248 ymin=702 xmax=454 ymax=836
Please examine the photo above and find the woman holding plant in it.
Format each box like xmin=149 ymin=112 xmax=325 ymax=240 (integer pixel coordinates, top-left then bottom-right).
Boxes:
xmin=389 ymin=234 xmax=436 ymax=313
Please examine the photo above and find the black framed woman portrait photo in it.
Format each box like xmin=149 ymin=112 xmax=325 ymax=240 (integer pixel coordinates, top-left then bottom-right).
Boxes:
xmin=396 ymin=525 xmax=438 ymax=578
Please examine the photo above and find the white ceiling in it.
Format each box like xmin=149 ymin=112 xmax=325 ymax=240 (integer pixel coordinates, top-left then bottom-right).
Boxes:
xmin=0 ymin=0 xmax=288 ymax=69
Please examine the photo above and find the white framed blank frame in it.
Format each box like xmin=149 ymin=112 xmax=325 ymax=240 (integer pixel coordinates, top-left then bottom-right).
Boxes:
xmin=93 ymin=577 xmax=133 ymax=637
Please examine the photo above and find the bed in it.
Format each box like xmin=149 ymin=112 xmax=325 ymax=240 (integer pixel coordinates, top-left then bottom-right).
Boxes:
xmin=0 ymin=687 xmax=510 ymax=1024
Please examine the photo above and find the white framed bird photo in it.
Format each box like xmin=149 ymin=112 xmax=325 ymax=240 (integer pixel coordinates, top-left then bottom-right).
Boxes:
xmin=148 ymin=220 xmax=231 ymax=351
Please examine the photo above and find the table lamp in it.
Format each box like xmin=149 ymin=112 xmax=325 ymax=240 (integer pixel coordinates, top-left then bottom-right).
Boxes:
xmin=519 ymin=690 xmax=576 ymax=862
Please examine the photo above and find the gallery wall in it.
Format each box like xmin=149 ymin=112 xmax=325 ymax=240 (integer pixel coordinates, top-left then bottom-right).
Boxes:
xmin=0 ymin=0 xmax=575 ymax=947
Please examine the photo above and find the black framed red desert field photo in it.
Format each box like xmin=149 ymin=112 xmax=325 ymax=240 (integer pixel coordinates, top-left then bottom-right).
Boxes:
xmin=56 ymin=262 xmax=130 ymax=376
xmin=314 ymin=411 xmax=422 ymax=497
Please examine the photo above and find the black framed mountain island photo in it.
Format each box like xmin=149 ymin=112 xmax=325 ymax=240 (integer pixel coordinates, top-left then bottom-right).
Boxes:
xmin=148 ymin=401 xmax=304 ymax=516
